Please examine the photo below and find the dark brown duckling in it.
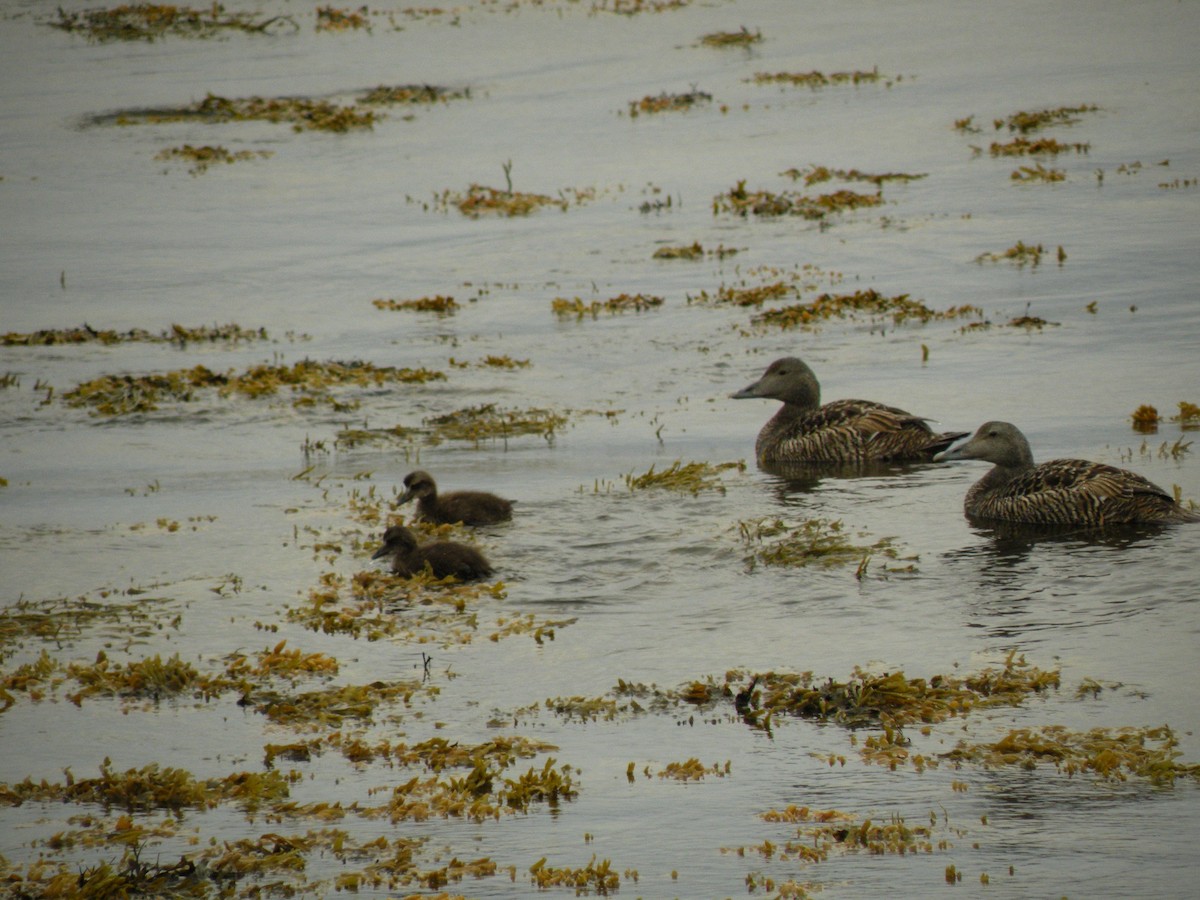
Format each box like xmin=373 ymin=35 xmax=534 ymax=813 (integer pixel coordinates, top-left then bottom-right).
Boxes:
xmin=397 ymin=470 xmax=514 ymax=526
xmin=732 ymin=357 xmax=966 ymax=465
xmin=371 ymin=525 xmax=494 ymax=581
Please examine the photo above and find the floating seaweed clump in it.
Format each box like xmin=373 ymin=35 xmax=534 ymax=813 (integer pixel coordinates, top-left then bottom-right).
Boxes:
xmin=47 ymin=4 xmax=296 ymax=42
xmin=942 ymin=724 xmax=1200 ymax=785
xmin=749 ymin=288 xmax=982 ymax=330
xmin=657 ymin=758 xmax=730 ymax=781
xmin=595 ymin=0 xmax=692 ymax=14
xmin=725 ymin=651 xmax=1060 ymax=732
xmin=109 ymin=92 xmax=377 ymax=133
xmin=315 ymin=5 xmax=371 ymax=32
xmin=628 ymin=89 xmax=712 ymax=116
xmin=652 ymin=241 xmax=704 ymax=259
xmin=155 ymin=143 xmax=273 ymax=174
xmin=0 ymin=757 xmax=292 ymax=813
xmin=624 ymin=460 xmax=744 ymax=495
xmin=372 ymin=295 xmax=460 ymax=314
xmin=529 ymin=855 xmax=620 ymax=892
xmin=700 ymin=27 xmax=762 ymax=47
xmin=1171 ymin=401 xmax=1200 ymax=427
xmin=996 ymin=104 xmax=1099 ymax=133
xmin=64 ymin=359 xmax=444 ymax=416
xmin=551 ymin=293 xmax=664 ymax=318
xmin=1130 ymin=404 xmax=1161 ymax=433
xmin=781 ymin=165 xmax=925 ymax=187
xmin=738 ymin=516 xmax=913 ymax=574
xmin=688 ymin=280 xmax=793 ymax=307
xmin=752 ymin=67 xmax=889 ymax=88
xmin=989 ymin=136 xmax=1090 ymax=156
xmin=1 ymin=322 xmax=268 ymax=346
xmin=735 ymin=807 xmax=940 ymax=869
xmin=974 ymin=240 xmax=1063 ymax=267
xmin=423 ymin=403 xmax=569 ymax=446
xmin=714 ymin=179 xmax=883 ymax=219
xmin=434 ymin=183 xmax=597 ymax=217
xmin=1011 ymin=162 xmax=1065 ymax=183
xmin=358 ymin=84 xmax=471 ymax=105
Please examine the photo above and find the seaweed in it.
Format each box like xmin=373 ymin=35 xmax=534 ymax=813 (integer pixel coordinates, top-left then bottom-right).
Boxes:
xmin=752 ymin=67 xmax=889 ymax=88
xmin=155 ymin=143 xmax=273 ymax=174
xmin=1011 ymin=162 xmax=1065 ymax=183
xmin=551 ymin=293 xmax=664 ymax=318
xmin=594 ymin=0 xmax=692 ymax=13
xmin=624 ymin=460 xmax=744 ymax=495
xmin=748 ymin=289 xmax=982 ymax=330
xmin=995 ymin=104 xmax=1098 ymax=133
xmin=106 ymin=92 xmax=377 ymax=133
xmin=989 ymin=136 xmax=1090 ymax=157
xmin=63 ymin=359 xmax=445 ymax=416
xmin=315 ymin=5 xmax=371 ymax=32
xmin=358 ymin=84 xmax=471 ymax=105
xmin=628 ymin=89 xmax=712 ymax=116
xmin=372 ymin=295 xmax=460 ymax=315
xmin=942 ymin=724 xmax=1200 ymax=785
xmin=974 ymin=240 xmax=1052 ymax=267
xmin=1 ymin=322 xmax=269 ymax=346
xmin=699 ymin=27 xmax=762 ymax=47
xmin=781 ymin=165 xmax=925 ymax=187
xmin=738 ymin=516 xmax=912 ymax=573
xmin=47 ymin=4 xmax=296 ymax=42
xmin=422 ymin=403 xmax=569 ymax=446
xmin=714 ymin=180 xmax=883 ymax=219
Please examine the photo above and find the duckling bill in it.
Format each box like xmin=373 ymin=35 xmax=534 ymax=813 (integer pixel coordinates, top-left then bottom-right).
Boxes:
xmin=935 ymin=421 xmax=1200 ymax=526
xmin=398 ymin=470 xmax=513 ymax=526
xmin=372 ymin=525 xmax=494 ymax=581
xmin=732 ymin=357 xmax=965 ymax=465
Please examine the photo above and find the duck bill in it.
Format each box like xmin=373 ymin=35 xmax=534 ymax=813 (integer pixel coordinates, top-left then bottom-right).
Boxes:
xmin=730 ymin=379 xmax=764 ymax=400
xmin=933 ymin=439 xmax=972 ymax=462
xmin=371 ymin=543 xmax=392 ymax=560
xmin=396 ymin=488 xmax=416 ymax=506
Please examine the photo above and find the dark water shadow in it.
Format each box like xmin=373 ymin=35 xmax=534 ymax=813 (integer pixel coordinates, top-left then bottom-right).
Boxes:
xmin=942 ymin=519 xmax=1178 ymax=643
xmin=755 ymin=458 xmax=935 ymax=500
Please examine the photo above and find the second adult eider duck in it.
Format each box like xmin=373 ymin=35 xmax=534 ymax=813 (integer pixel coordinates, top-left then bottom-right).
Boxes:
xmin=397 ymin=470 xmax=513 ymax=526
xmin=371 ymin=525 xmax=494 ymax=580
xmin=934 ymin=421 xmax=1200 ymax=525
xmin=731 ymin=357 xmax=966 ymax=465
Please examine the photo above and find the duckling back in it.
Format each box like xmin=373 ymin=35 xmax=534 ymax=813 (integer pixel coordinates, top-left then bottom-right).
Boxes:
xmin=399 ymin=470 xmax=514 ymax=526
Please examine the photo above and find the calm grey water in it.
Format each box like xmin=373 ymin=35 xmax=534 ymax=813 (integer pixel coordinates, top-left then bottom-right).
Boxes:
xmin=2 ymin=0 xmax=1199 ymax=897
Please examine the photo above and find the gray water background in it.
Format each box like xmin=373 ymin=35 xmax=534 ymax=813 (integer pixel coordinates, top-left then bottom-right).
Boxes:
xmin=2 ymin=0 xmax=1199 ymax=896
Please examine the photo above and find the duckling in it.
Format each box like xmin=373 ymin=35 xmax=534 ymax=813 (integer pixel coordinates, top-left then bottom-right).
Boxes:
xmin=397 ymin=470 xmax=513 ymax=526
xmin=935 ymin=421 xmax=1200 ymax=525
xmin=732 ymin=357 xmax=965 ymax=465
xmin=371 ymin=525 xmax=494 ymax=580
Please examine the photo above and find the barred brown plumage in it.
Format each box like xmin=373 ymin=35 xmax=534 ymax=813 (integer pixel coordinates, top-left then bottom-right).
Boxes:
xmin=935 ymin=421 xmax=1200 ymax=525
xmin=731 ymin=357 xmax=965 ymax=465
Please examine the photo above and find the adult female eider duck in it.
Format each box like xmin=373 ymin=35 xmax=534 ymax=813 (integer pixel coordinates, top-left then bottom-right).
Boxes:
xmin=397 ymin=470 xmax=513 ymax=526
xmin=371 ymin=525 xmax=494 ymax=580
xmin=934 ymin=421 xmax=1200 ymax=525
xmin=731 ymin=357 xmax=966 ymax=465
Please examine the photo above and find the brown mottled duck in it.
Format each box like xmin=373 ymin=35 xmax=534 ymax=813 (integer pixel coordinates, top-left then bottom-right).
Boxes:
xmin=397 ymin=470 xmax=513 ymax=526
xmin=731 ymin=357 xmax=966 ymax=465
xmin=371 ymin=525 xmax=494 ymax=580
xmin=935 ymin=421 xmax=1200 ymax=525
